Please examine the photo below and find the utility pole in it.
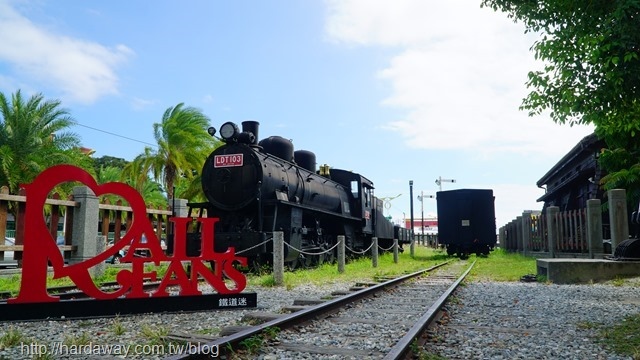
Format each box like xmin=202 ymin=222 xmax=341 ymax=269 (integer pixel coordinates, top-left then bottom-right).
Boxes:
xmin=435 ymin=176 xmax=456 ymax=192
xmin=417 ymin=191 xmax=435 ymax=244
xmin=409 ymin=180 xmax=414 ymax=257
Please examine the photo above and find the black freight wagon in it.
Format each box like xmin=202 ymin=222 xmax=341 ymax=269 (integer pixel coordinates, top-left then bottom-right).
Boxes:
xmin=436 ymin=189 xmax=496 ymax=258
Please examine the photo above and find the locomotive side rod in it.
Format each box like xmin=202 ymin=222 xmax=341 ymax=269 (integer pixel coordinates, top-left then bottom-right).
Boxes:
xmin=164 ymin=260 xmax=455 ymax=360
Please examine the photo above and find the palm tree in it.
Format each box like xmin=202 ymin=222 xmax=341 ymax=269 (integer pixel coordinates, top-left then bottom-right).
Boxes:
xmin=0 ymin=90 xmax=83 ymax=194
xmin=135 ymin=103 xmax=217 ymax=200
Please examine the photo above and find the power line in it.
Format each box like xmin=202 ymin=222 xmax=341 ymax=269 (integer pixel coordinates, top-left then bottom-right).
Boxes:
xmin=75 ymin=123 xmax=157 ymax=147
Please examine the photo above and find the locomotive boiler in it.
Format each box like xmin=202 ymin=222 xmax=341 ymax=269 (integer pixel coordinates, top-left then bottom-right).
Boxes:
xmin=187 ymin=121 xmax=398 ymax=268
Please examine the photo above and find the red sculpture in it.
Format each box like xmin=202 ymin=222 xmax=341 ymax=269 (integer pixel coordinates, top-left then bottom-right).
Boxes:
xmin=8 ymin=165 xmax=247 ymax=304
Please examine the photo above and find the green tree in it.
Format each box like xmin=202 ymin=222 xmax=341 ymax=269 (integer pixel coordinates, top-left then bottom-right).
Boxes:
xmin=132 ymin=103 xmax=217 ymax=201
xmin=0 ymin=90 xmax=86 ymax=194
xmin=119 ymin=160 xmax=168 ymax=208
xmin=93 ymin=155 xmax=128 ymax=175
xmin=481 ymin=1 xmax=640 ymax=199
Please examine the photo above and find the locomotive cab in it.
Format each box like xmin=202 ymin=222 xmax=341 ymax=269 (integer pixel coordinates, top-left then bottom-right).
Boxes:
xmin=328 ymin=169 xmax=375 ymax=234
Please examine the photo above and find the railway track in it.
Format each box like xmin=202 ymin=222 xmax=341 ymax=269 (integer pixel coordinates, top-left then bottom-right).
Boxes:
xmin=165 ymin=259 xmax=474 ymax=359
xmin=0 ymin=280 xmax=166 ymax=302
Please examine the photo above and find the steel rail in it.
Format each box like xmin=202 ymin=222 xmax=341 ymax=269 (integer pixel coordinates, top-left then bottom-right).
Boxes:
xmin=383 ymin=260 xmax=476 ymax=360
xmin=0 ymin=281 xmax=162 ymax=302
xmin=164 ymin=259 xmax=454 ymax=360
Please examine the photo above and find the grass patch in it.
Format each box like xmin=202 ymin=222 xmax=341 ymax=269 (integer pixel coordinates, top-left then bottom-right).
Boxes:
xmin=111 ymin=316 xmax=126 ymax=336
xmin=467 ymin=248 xmax=537 ymax=282
xmin=600 ymin=313 xmax=640 ymax=358
xmin=63 ymin=332 xmax=91 ymax=346
xmin=234 ymin=326 xmax=281 ymax=356
xmin=247 ymin=246 xmax=448 ymax=288
xmin=0 ymin=263 xmax=171 ymax=296
xmin=0 ymin=326 xmax=24 ymax=349
xmin=195 ymin=328 xmax=219 ymax=335
xmin=140 ymin=324 xmax=169 ymax=346
xmin=0 ymin=246 xmax=538 ymax=294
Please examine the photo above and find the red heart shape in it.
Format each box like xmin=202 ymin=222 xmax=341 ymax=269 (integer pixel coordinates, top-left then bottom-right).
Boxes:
xmin=14 ymin=164 xmax=166 ymax=302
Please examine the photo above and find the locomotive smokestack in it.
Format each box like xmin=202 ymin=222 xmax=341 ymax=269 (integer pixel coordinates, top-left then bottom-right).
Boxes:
xmin=242 ymin=121 xmax=259 ymax=145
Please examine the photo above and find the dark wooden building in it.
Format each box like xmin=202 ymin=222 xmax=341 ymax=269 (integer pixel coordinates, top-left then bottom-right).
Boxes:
xmin=536 ymin=133 xmax=606 ymax=212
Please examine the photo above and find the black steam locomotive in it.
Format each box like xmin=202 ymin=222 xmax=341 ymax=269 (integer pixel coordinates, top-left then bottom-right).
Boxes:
xmin=186 ymin=121 xmax=403 ymax=268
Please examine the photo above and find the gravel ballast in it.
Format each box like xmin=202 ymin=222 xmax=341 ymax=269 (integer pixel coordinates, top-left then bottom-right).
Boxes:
xmin=0 ymin=280 xmax=639 ymax=359
xmin=426 ymin=281 xmax=640 ymax=360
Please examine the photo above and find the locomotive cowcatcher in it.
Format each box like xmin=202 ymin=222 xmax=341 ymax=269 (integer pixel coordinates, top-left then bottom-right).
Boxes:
xmin=176 ymin=121 xmax=401 ymax=268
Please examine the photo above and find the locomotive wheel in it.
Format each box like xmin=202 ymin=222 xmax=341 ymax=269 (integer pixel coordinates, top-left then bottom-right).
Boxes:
xmin=286 ymin=258 xmax=300 ymax=271
xmin=318 ymin=235 xmax=336 ymax=264
xmin=323 ymin=249 xmax=336 ymax=264
xmin=248 ymin=255 xmax=270 ymax=273
xmin=301 ymin=254 xmax=315 ymax=269
xmin=446 ymin=247 xmax=456 ymax=256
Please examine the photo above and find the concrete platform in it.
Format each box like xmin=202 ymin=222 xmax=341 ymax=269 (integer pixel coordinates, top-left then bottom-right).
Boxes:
xmin=537 ymin=258 xmax=640 ymax=284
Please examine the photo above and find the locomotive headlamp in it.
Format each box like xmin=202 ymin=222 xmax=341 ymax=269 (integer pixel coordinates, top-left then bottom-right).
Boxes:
xmin=207 ymin=127 xmax=217 ymax=137
xmin=220 ymin=122 xmax=240 ymax=141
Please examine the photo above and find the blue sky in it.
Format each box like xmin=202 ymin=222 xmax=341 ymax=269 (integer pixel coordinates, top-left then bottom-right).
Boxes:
xmin=0 ymin=0 xmax=594 ymax=228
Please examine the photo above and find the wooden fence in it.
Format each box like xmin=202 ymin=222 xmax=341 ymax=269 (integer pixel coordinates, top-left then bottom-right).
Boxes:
xmin=521 ymin=210 xmax=589 ymax=254
xmin=500 ymin=189 xmax=631 ymax=258
xmin=0 ymin=186 xmax=172 ymax=266
xmin=501 ymin=208 xmax=593 ymax=257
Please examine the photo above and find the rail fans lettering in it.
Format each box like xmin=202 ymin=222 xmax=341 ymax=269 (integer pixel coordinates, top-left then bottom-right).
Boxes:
xmin=5 ymin=165 xmax=254 ymax=318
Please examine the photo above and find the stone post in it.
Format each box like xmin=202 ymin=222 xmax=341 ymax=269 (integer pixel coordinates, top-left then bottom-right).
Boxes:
xmin=410 ymin=234 xmax=415 ymax=257
xmin=522 ymin=212 xmax=531 ymax=256
xmin=609 ymin=189 xmax=629 ymax=253
xmin=71 ymin=186 xmax=99 ymax=265
xmin=165 ymin=198 xmax=187 ymax=256
xmin=393 ymin=239 xmax=399 ymax=264
xmin=372 ymin=237 xmax=378 ymax=268
xmin=93 ymin=235 xmax=106 ymax=277
xmin=516 ymin=216 xmax=523 ymax=254
xmin=546 ymin=206 xmax=559 ymax=258
xmin=273 ymin=231 xmax=284 ymax=286
xmin=337 ymin=235 xmax=345 ymax=273
xmin=504 ymin=225 xmax=509 ymax=250
xmin=586 ymin=199 xmax=603 ymax=258
xmin=172 ymin=199 xmax=189 ymax=217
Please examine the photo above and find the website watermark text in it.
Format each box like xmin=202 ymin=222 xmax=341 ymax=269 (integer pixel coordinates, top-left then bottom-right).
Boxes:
xmin=19 ymin=341 xmax=219 ymax=357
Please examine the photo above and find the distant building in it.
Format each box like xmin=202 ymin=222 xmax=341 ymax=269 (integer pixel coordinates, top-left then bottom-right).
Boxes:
xmin=79 ymin=147 xmax=95 ymax=156
xmin=404 ymin=217 xmax=438 ymax=235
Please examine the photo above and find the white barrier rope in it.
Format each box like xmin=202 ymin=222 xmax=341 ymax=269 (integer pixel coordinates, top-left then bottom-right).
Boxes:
xmin=378 ymin=243 xmax=396 ymax=251
xmin=283 ymin=240 xmax=340 ymax=256
xmin=236 ymin=238 xmax=272 ymax=255
xmin=345 ymin=242 xmax=374 ymax=255
xmin=234 ymin=236 xmax=383 ymax=256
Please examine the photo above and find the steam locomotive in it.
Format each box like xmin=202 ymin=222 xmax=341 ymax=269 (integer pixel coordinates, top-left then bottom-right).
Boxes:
xmin=184 ymin=121 xmax=404 ymax=268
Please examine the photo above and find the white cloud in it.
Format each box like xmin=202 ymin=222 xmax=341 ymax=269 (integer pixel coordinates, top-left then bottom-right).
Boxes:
xmin=202 ymin=94 xmax=214 ymax=104
xmin=491 ymin=183 xmax=544 ymax=227
xmin=0 ymin=1 xmax=132 ymax=104
xmin=131 ymin=97 xmax=157 ymax=111
xmin=325 ymin=0 xmax=594 ymax=156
